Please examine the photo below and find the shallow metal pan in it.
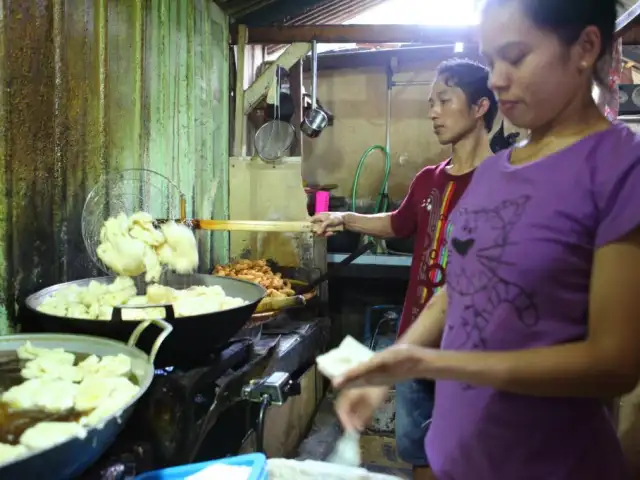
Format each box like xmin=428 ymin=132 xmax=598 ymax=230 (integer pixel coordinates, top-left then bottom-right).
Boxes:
xmin=0 ymin=318 xmax=172 ymax=479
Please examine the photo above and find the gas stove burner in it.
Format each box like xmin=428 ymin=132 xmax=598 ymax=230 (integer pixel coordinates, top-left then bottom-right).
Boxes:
xmin=81 ymin=338 xmax=280 ymax=480
xmin=154 ymin=338 xmax=253 ymax=373
xmin=153 ymin=366 xmax=173 ymax=376
xmin=87 ymin=441 xmax=154 ymax=480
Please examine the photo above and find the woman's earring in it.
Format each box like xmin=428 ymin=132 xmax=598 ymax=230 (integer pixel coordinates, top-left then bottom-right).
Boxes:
xmin=580 ymin=61 xmax=588 ymax=70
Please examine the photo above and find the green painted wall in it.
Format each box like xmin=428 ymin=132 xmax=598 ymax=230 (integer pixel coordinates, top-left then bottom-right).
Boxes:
xmin=0 ymin=0 xmax=229 ymax=333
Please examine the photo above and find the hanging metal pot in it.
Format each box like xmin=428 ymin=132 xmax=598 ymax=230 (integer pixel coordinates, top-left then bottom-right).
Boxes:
xmin=301 ymin=41 xmax=328 ymax=139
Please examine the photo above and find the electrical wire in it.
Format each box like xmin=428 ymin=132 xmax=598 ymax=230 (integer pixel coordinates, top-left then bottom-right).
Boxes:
xmin=256 ymin=394 xmax=270 ymax=453
xmin=369 ymin=312 xmax=400 ymax=350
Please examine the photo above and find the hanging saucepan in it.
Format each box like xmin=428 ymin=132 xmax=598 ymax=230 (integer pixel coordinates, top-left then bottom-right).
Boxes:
xmin=0 ymin=318 xmax=172 ymax=479
xmin=301 ymin=41 xmax=328 ymax=139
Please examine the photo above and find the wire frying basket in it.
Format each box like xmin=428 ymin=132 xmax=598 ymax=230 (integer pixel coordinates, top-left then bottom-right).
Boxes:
xmin=81 ymin=168 xmax=186 ymax=275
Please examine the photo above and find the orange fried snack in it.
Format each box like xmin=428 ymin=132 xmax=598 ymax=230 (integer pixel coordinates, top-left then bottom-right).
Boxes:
xmin=213 ymin=259 xmax=295 ymax=297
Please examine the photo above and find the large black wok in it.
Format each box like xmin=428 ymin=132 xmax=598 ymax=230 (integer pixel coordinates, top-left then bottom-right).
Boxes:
xmin=0 ymin=319 xmax=172 ymax=479
xmin=24 ymin=273 xmax=266 ymax=366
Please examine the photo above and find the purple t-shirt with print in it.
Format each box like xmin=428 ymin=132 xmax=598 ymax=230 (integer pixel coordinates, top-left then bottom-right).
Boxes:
xmin=426 ymin=123 xmax=640 ymax=479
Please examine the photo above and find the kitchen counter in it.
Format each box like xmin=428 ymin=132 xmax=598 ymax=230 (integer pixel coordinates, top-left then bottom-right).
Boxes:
xmin=327 ymin=253 xmax=411 ymax=280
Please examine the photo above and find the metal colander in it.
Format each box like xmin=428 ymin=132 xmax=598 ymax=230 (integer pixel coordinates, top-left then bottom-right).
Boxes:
xmin=81 ymin=168 xmax=186 ymax=275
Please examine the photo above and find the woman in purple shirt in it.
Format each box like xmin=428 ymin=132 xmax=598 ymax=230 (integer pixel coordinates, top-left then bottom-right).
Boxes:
xmin=334 ymin=0 xmax=640 ymax=478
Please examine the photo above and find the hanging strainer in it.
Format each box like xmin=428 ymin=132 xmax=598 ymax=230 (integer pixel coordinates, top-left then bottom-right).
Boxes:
xmin=254 ymin=120 xmax=295 ymax=162
xmin=254 ymin=72 xmax=296 ymax=162
xmin=81 ymin=168 xmax=186 ymax=275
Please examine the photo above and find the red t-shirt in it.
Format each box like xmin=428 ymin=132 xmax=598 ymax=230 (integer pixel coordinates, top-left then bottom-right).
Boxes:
xmin=391 ymin=160 xmax=473 ymax=337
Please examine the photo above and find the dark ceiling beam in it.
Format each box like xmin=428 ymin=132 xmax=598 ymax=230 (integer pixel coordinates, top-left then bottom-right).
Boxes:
xmin=303 ymin=45 xmax=483 ymax=71
xmin=231 ymin=22 xmax=640 ymax=46
xmin=230 ymin=24 xmax=478 ymax=45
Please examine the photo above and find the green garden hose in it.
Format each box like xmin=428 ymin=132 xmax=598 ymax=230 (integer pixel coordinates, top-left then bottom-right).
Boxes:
xmin=351 ymin=145 xmax=391 ymax=249
xmin=351 ymin=145 xmax=391 ymax=214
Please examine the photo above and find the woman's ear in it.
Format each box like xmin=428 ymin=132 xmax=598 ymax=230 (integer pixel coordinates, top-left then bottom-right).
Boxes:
xmin=576 ymin=25 xmax=603 ymax=73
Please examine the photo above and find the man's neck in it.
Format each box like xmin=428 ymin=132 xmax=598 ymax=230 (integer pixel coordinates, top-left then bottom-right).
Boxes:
xmin=448 ymin=126 xmax=491 ymax=175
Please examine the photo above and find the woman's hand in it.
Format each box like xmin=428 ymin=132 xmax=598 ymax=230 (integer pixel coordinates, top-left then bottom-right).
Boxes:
xmin=335 ymin=386 xmax=389 ymax=431
xmin=333 ymin=344 xmax=432 ymax=390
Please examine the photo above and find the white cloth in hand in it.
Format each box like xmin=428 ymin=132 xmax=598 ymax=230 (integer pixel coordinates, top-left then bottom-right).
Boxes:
xmin=316 ymin=336 xmax=374 ymax=381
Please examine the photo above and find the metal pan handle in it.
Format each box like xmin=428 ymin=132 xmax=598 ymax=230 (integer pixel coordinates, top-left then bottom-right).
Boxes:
xmin=114 ymin=304 xmax=175 ymax=365
xmin=111 ymin=303 xmax=177 ymax=322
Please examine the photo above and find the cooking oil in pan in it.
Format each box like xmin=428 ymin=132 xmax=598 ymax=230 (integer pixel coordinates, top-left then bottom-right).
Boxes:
xmin=0 ymin=352 xmax=137 ymax=446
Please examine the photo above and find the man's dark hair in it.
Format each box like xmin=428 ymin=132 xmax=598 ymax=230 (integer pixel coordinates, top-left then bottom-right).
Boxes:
xmin=436 ymin=58 xmax=498 ymax=132
xmin=483 ymin=0 xmax=620 ymax=85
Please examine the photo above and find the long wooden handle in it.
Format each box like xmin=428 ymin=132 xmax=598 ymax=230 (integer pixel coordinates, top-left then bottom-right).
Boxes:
xmin=191 ymin=219 xmax=343 ymax=233
xmin=255 ymin=295 xmax=306 ymax=313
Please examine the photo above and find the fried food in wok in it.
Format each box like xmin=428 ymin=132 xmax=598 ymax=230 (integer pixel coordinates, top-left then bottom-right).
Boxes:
xmin=0 ymin=342 xmax=140 ymax=467
xmin=0 ymin=443 xmax=28 ymax=465
xmin=213 ymin=259 xmax=295 ymax=298
xmin=97 ymin=211 xmax=198 ymax=283
xmin=35 ymin=276 xmax=248 ymax=321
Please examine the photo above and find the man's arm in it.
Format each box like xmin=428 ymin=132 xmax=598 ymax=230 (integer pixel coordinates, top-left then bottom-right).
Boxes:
xmin=344 ymin=170 xmax=422 ymax=238
xmin=342 ymin=212 xmax=395 ymax=238
xmin=341 ymin=197 xmax=418 ymax=238
xmin=313 ymin=171 xmax=424 ymax=238
xmin=396 ymin=288 xmax=448 ymax=349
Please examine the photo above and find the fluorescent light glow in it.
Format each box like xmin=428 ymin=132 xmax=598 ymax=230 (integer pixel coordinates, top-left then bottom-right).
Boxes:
xmin=346 ymin=0 xmax=480 ymax=26
xmin=454 ymin=42 xmax=464 ymax=53
xmin=309 ymin=0 xmax=480 ymax=55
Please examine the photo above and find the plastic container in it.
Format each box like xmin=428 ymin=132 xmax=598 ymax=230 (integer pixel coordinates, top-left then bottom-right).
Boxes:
xmin=136 ymin=453 xmax=268 ymax=480
xmin=267 ymin=458 xmax=403 ymax=479
xmin=315 ymin=190 xmax=330 ymax=214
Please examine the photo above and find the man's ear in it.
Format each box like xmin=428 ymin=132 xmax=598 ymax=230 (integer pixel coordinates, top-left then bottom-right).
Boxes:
xmin=474 ymin=97 xmax=490 ymax=119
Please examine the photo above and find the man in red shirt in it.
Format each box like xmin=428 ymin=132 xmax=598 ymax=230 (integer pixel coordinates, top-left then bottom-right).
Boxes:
xmin=311 ymin=59 xmax=500 ymax=479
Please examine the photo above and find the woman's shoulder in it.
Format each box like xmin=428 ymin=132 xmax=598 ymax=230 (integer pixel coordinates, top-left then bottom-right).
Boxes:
xmin=587 ymin=122 xmax=640 ymax=161
xmin=584 ymin=123 xmax=640 ymax=181
xmin=585 ymin=123 xmax=640 ymax=247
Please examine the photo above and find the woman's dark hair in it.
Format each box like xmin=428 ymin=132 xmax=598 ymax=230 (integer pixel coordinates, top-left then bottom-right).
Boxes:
xmin=436 ymin=58 xmax=498 ymax=132
xmin=483 ymin=0 xmax=620 ymax=84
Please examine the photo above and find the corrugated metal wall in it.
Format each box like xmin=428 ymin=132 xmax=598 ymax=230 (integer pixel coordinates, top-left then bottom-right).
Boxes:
xmin=220 ymin=0 xmax=386 ymax=26
xmin=0 ymin=0 xmax=229 ymax=333
xmin=276 ymin=0 xmax=387 ymax=25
